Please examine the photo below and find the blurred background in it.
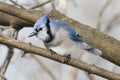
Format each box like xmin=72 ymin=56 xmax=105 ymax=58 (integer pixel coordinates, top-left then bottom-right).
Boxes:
xmin=0 ymin=0 xmax=120 ymax=80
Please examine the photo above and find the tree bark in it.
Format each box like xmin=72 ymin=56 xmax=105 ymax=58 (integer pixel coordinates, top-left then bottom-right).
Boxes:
xmin=0 ymin=35 xmax=120 ymax=80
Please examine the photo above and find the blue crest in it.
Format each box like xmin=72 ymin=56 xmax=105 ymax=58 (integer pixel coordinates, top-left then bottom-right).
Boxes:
xmin=34 ymin=15 xmax=48 ymax=31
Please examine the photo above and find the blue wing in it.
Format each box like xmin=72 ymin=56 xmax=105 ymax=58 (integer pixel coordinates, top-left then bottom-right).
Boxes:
xmin=64 ymin=24 xmax=83 ymax=42
xmin=50 ymin=20 xmax=83 ymax=42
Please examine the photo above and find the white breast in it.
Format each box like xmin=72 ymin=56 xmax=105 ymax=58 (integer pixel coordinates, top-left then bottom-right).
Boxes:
xmin=46 ymin=28 xmax=81 ymax=56
xmin=49 ymin=40 xmax=80 ymax=56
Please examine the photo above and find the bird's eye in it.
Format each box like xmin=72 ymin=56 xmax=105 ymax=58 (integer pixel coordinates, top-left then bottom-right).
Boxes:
xmin=39 ymin=28 xmax=43 ymax=31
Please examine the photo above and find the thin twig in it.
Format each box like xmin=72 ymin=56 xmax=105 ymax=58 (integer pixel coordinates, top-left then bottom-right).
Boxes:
xmin=96 ymin=0 xmax=111 ymax=30
xmin=30 ymin=54 xmax=56 ymax=80
xmin=50 ymin=0 xmax=56 ymax=10
xmin=104 ymin=14 xmax=120 ymax=32
xmin=0 ymin=46 xmax=14 ymax=76
xmin=0 ymin=28 xmax=17 ymax=79
xmin=9 ymin=0 xmax=25 ymax=9
xmin=0 ymin=26 xmax=9 ymax=30
xmin=88 ymin=74 xmax=94 ymax=80
xmin=70 ymin=0 xmax=77 ymax=7
xmin=12 ymin=29 xmax=18 ymax=39
xmin=0 ymin=74 xmax=7 ymax=80
xmin=30 ymin=0 xmax=51 ymax=9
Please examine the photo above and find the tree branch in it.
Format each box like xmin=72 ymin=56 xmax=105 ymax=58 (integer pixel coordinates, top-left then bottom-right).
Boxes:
xmin=0 ymin=1 xmax=120 ymax=67
xmin=0 ymin=2 xmax=46 ymax=30
xmin=0 ymin=46 xmax=14 ymax=75
xmin=0 ymin=35 xmax=120 ymax=80
xmin=0 ymin=2 xmax=38 ymax=23
xmin=0 ymin=74 xmax=6 ymax=80
xmin=30 ymin=0 xmax=51 ymax=9
xmin=50 ymin=0 xmax=56 ymax=10
xmin=0 ymin=12 xmax=33 ymax=30
xmin=9 ymin=0 xmax=25 ymax=9
xmin=96 ymin=0 xmax=111 ymax=30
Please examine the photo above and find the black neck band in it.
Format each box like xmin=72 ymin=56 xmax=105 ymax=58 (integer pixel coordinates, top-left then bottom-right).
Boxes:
xmin=45 ymin=19 xmax=54 ymax=43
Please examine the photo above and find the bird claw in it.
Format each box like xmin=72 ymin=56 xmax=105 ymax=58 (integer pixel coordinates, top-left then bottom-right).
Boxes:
xmin=63 ymin=54 xmax=71 ymax=63
xmin=49 ymin=49 xmax=56 ymax=55
xmin=48 ymin=49 xmax=71 ymax=63
xmin=21 ymin=51 xmax=28 ymax=57
xmin=21 ymin=53 xmax=26 ymax=57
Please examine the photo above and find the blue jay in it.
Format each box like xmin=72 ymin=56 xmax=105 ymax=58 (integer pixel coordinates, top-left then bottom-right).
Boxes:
xmin=29 ymin=15 xmax=102 ymax=57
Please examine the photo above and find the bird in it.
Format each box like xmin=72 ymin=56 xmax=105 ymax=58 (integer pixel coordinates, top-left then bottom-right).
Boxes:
xmin=28 ymin=15 xmax=102 ymax=58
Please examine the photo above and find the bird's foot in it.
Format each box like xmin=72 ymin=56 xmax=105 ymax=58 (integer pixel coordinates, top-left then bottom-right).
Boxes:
xmin=21 ymin=52 xmax=27 ymax=57
xmin=49 ymin=49 xmax=56 ymax=55
xmin=63 ymin=54 xmax=71 ymax=63
xmin=21 ymin=43 xmax=32 ymax=57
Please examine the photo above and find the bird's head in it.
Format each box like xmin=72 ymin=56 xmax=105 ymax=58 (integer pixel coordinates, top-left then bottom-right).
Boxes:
xmin=28 ymin=15 xmax=54 ymax=43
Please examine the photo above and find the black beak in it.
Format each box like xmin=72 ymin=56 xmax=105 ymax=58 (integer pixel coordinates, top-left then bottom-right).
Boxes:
xmin=28 ymin=31 xmax=37 ymax=37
